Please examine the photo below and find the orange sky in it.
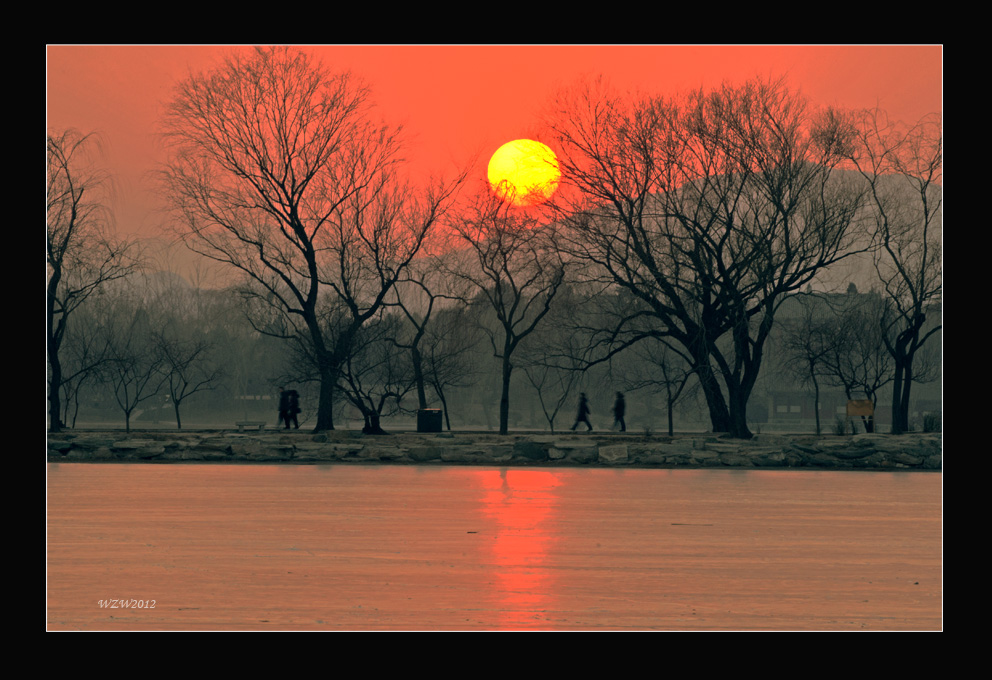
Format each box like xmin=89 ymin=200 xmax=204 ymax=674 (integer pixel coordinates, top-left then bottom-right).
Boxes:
xmin=46 ymin=45 xmax=942 ymax=239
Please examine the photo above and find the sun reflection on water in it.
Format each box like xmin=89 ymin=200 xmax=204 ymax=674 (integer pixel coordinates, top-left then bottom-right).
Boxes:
xmin=470 ymin=469 xmax=562 ymax=629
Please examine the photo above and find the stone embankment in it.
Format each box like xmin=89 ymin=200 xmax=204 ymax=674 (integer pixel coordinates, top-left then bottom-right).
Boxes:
xmin=47 ymin=430 xmax=942 ymax=470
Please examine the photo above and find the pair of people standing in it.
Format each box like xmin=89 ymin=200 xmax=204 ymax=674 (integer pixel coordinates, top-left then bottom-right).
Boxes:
xmin=278 ymin=387 xmax=301 ymax=429
xmin=571 ymin=392 xmax=626 ymax=432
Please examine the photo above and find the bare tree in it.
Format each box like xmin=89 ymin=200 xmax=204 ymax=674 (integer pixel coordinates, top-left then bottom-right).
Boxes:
xmin=520 ymin=334 xmax=586 ymax=434
xmin=546 ymin=77 xmax=866 ymax=438
xmin=135 ymin=258 xmax=224 ymax=429
xmin=99 ymin=296 xmax=167 ymax=433
xmin=47 ymin=129 xmax=140 ymax=431
xmin=516 ymin=284 xmax=595 ymax=433
xmin=847 ymin=110 xmax=942 ymax=433
xmin=389 ymin=277 xmax=437 ymax=412
xmin=336 ymin=312 xmax=415 ymax=433
xmin=57 ymin=301 xmax=113 ymax=428
xmin=161 ymin=47 xmax=458 ymax=432
xmin=614 ymin=338 xmax=698 ymax=436
xmin=818 ymin=291 xmax=893 ymax=433
xmin=420 ymin=305 xmax=483 ymax=430
xmin=153 ymin=325 xmax=222 ymax=429
xmin=448 ymin=187 xmax=567 ymax=434
xmin=386 ymin=251 xmax=466 ymax=411
xmin=779 ymin=293 xmax=846 ymax=435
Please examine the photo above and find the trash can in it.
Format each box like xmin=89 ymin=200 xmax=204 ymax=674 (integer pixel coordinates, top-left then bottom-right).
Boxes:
xmin=417 ymin=409 xmax=443 ymax=433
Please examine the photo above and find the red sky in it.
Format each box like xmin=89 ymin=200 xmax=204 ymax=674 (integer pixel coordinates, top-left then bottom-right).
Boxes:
xmin=47 ymin=45 xmax=942 ymax=240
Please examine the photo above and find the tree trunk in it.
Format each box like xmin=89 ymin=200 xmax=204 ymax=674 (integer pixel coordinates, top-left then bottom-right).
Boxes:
xmin=362 ymin=411 xmax=386 ymax=435
xmin=812 ymin=371 xmax=822 ymax=436
xmin=899 ymin=360 xmax=914 ymax=432
xmin=48 ymin=270 xmax=64 ymax=433
xmin=693 ymin=356 xmax=732 ymax=433
xmin=49 ymin=347 xmax=64 ymax=432
xmin=723 ymin=378 xmax=753 ymax=439
xmin=890 ymin=361 xmax=906 ymax=435
xmin=308 ymin=313 xmax=343 ymax=433
xmin=313 ymin=363 xmax=337 ymax=432
xmin=174 ymin=402 xmax=183 ymax=429
xmin=890 ymin=318 xmax=924 ymax=435
xmin=412 ymin=347 xmax=428 ymax=410
xmin=499 ymin=356 xmax=512 ymax=435
xmin=890 ymin=356 xmax=915 ymax=434
xmin=727 ymin=403 xmax=753 ymax=439
xmin=437 ymin=388 xmax=452 ymax=431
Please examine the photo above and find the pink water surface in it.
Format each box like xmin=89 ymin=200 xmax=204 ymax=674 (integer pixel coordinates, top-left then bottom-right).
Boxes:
xmin=47 ymin=464 xmax=941 ymax=630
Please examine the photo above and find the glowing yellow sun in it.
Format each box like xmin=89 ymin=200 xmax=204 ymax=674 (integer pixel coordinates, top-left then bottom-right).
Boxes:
xmin=487 ymin=139 xmax=561 ymax=207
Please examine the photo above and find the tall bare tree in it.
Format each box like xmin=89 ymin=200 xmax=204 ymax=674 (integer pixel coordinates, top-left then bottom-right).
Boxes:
xmin=420 ymin=305 xmax=483 ymax=430
xmin=153 ymin=324 xmax=222 ymax=429
xmin=517 ymin=284 xmax=594 ymax=433
xmin=615 ymin=337 xmax=698 ymax=436
xmin=449 ymin=187 xmax=567 ymax=434
xmin=778 ymin=293 xmax=844 ymax=435
xmin=847 ymin=110 xmax=942 ymax=433
xmin=387 ymin=251 xmax=467 ymax=412
xmin=47 ymin=129 xmax=140 ymax=431
xmin=546 ymin=77 xmax=866 ymax=438
xmin=161 ymin=47 xmax=458 ymax=431
xmin=819 ymin=291 xmax=894 ymax=433
xmin=100 ymin=295 xmax=167 ymax=433
xmin=336 ymin=312 xmax=415 ymax=433
xmin=57 ymin=301 xmax=113 ymax=429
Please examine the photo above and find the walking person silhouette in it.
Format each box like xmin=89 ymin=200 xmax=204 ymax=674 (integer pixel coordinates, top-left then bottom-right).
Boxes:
xmin=613 ymin=392 xmax=626 ymax=432
xmin=278 ymin=387 xmax=301 ymax=429
xmin=571 ymin=393 xmax=593 ymax=432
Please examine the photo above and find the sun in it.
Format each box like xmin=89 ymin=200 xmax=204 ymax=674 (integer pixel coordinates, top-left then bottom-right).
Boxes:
xmin=487 ymin=139 xmax=561 ymax=207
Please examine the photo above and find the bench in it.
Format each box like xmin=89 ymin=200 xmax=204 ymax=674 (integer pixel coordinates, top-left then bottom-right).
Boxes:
xmin=235 ymin=421 xmax=267 ymax=432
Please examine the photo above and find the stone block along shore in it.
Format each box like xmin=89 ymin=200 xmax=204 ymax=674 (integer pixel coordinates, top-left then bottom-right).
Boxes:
xmin=47 ymin=430 xmax=942 ymax=470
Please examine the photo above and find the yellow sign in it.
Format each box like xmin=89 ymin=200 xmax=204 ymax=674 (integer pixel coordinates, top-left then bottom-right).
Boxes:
xmin=847 ymin=399 xmax=874 ymax=416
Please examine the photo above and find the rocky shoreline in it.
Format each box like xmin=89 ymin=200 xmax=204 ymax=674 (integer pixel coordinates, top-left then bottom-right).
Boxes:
xmin=47 ymin=430 xmax=942 ymax=470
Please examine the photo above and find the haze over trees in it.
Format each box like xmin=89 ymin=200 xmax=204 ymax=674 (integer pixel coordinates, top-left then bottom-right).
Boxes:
xmin=613 ymin=337 xmax=699 ymax=437
xmin=160 ymin=47 xmax=460 ymax=432
xmin=147 ymin=274 xmax=224 ymax=429
xmin=448 ymin=187 xmax=567 ymax=435
xmin=780 ymin=290 xmax=894 ymax=434
xmin=48 ymin=55 xmax=941 ymax=437
xmin=47 ymin=130 xmax=141 ymax=432
xmin=779 ymin=293 xmax=843 ymax=436
xmin=545 ymin=78 xmax=869 ymax=438
xmin=100 ymin=293 xmax=168 ymax=433
xmin=845 ymin=110 xmax=942 ymax=434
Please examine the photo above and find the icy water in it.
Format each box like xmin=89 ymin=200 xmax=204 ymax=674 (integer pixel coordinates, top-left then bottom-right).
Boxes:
xmin=47 ymin=464 xmax=941 ymax=630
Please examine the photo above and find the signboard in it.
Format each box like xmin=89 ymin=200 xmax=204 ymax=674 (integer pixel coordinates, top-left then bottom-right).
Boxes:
xmin=846 ymin=399 xmax=874 ymax=417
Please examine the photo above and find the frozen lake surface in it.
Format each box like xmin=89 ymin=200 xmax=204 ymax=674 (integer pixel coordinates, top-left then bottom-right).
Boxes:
xmin=47 ymin=463 xmax=941 ymax=630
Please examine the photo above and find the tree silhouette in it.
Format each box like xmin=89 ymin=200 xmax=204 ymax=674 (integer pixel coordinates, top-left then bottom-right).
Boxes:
xmin=47 ymin=129 xmax=140 ymax=432
xmin=847 ymin=110 xmax=942 ymax=433
xmin=100 ymin=296 xmax=166 ymax=433
xmin=448 ymin=187 xmax=566 ymax=434
xmin=547 ymin=77 xmax=867 ymax=438
xmin=161 ymin=47 xmax=459 ymax=431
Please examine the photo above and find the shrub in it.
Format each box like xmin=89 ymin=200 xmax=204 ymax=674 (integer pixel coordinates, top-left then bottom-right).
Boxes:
xmin=923 ymin=412 xmax=942 ymax=433
xmin=833 ymin=416 xmax=848 ymax=436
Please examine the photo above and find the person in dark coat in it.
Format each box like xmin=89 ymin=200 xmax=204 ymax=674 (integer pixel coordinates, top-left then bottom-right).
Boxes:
xmin=278 ymin=387 xmax=301 ymax=429
xmin=286 ymin=389 xmax=300 ymax=429
xmin=613 ymin=392 xmax=626 ymax=432
xmin=571 ymin=393 xmax=593 ymax=431
xmin=278 ymin=387 xmax=290 ymax=428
